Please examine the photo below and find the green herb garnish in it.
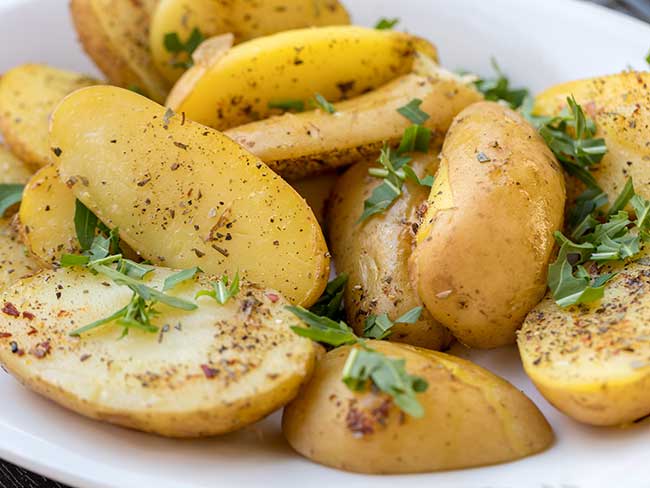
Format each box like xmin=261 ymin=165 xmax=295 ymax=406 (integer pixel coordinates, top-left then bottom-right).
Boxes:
xmin=268 ymin=99 xmax=305 ymax=112
xmin=374 ymin=18 xmax=400 ymax=30
xmin=396 ymin=98 xmax=430 ymax=125
xmin=309 ymin=273 xmax=348 ymax=320
xmin=163 ymin=266 xmax=202 ymax=291
xmin=646 ymin=49 xmax=650 ymax=66
xmin=0 ymin=184 xmax=24 ymax=217
xmin=471 ymin=58 xmax=529 ymax=109
xmin=74 ymin=200 xmax=99 ymax=251
xmin=363 ymin=306 xmax=423 ymax=340
xmin=164 ymin=27 xmax=205 ymax=69
xmin=196 ymin=272 xmax=240 ymax=304
xmin=314 ymin=93 xmax=336 ymax=114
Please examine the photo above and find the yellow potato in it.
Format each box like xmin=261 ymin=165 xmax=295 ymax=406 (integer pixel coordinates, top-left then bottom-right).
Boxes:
xmin=291 ymin=172 xmax=338 ymax=226
xmin=18 ymin=165 xmax=78 ymax=267
xmin=150 ymin=0 xmax=350 ymax=84
xmin=534 ymin=71 xmax=650 ymax=208
xmin=167 ymin=26 xmax=438 ymax=130
xmin=226 ymin=70 xmax=482 ymax=179
xmin=283 ymin=340 xmax=553 ymax=473
xmin=0 ymin=144 xmax=32 ymax=184
xmin=0 ymin=219 xmax=39 ymax=292
xmin=70 ymin=0 xmax=169 ymax=102
xmin=327 ymin=153 xmax=452 ymax=350
xmin=410 ymin=102 xmax=566 ymax=348
xmin=51 ymin=86 xmax=330 ymax=307
xmin=0 ymin=64 xmax=96 ymax=167
xmin=519 ymin=253 xmax=650 ymax=426
xmin=0 ymin=267 xmax=316 ymax=437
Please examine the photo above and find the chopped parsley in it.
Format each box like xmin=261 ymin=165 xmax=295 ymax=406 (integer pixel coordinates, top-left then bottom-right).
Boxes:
xmin=164 ymin=27 xmax=205 ymax=69
xmin=268 ymin=99 xmax=305 ymax=112
xmin=374 ymin=18 xmax=400 ymax=30
xmin=470 ymin=58 xmax=529 ymax=109
xmin=309 ymin=273 xmax=348 ymax=320
xmin=363 ymin=306 xmax=423 ymax=340
xmin=0 ymin=184 xmax=24 ymax=217
xmin=646 ymin=49 xmax=650 ymax=66
xmin=196 ymin=272 xmax=240 ymax=304
xmin=314 ymin=93 xmax=336 ymax=114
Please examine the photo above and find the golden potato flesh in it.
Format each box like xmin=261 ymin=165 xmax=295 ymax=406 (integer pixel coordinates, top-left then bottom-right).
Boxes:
xmin=519 ymin=254 xmax=650 ymax=426
xmin=225 ymin=71 xmax=482 ymax=179
xmin=150 ymin=0 xmax=350 ymax=84
xmin=0 ymin=144 xmax=32 ymax=184
xmin=327 ymin=153 xmax=452 ymax=350
xmin=0 ymin=64 xmax=96 ymax=167
xmin=0 ymin=267 xmax=315 ymax=437
xmin=534 ymin=71 xmax=650 ymax=208
xmin=410 ymin=102 xmax=566 ymax=348
xmin=167 ymin=26 xmax=438 ymax=130
xmin=0 ymin=219 xmax=39 ymax=292
xmin=51 ymin=86 xmax=330 ymax=307
xmin=283 ymin=340 xmax=553 ymax=474
xmin=70 ymin=0 xmax=168 ymax=102
xmin=18 ymin=164 xmax=78 ymax=267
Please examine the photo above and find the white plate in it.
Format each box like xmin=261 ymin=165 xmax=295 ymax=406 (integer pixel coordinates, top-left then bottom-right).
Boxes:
xmin=1 ymin=0 xmax=649 ymax=487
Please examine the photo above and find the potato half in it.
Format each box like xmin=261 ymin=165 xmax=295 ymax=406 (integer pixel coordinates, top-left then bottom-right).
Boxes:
xmin=0 ymin=267 xmax=315 ymax=437
xmin=226 ymin=70 xmax=482 ymax=179
xmin=283 ymin=340 xmax=553 ymax=473
xmin=70 ymin=0 xmax=169 ymax=102
xmin=519 ymin=254 xmax=650 ymax=426
xmin=51 ymin=86 xmax=330 ymax=307
xmin=0 ymin=64 xmax=96 ymax=168
xmin=410 ymin=102 xmax=566 ymax=348
xmin=0 ymin=144 xmax=32 ymax=184
xmin=327 ymin=153 xmax=452 ymax=350
xmin=167 ymin=26 xmax=438 ymax=130
xmin=150 ymin=0 xmax=350 ymax=84
xmin=534 ymin=71 xmax=650 ymax=208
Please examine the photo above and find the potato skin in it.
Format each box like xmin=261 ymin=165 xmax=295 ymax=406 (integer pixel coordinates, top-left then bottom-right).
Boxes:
xmin=51 ymin=86 xmax=329 ymax=307
xmin=283 ymin=340 xmax=553 ymax=474
xmin=518 ymin=254 xmax=650 ymax=426
xmin=167 ymin=26 xmax=438 ymax=130
xmin=0 ymin=144 xmax=32 ymax=184
xmin=0 ymin=267 xmax=316 ymax=437
xmin=150 ymin=0 xmax=350 ymax=84
xmin=534 ymin=71 xmax=650 ymax=208
xmin=226 ymin=72 xmax=482 ymax=179
xmin=327 ymin=153 xmax=452 ymax=350
xmin=410 ymin=102 xmax=566 ymax=349
xmin=70 ymin=0 xmax=169 ymax=102
xmin=0 ymin=64 xmax=96 ymax=167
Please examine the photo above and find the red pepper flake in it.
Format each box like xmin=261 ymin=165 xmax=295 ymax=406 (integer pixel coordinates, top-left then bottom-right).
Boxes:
xmin=27 ymin=327 xmax=37 ymax=336
xmin=29 ymin=341 xmax=51 ymax=359
xmin=22 ymin=311 xmax=35 ymax=321
xmin=266 ymin=293 xmax=279 ymax=303
xmin=0 ymin=332 xmax=12 ymax=339
xmin=2 ymin=302 xmax=20 ymax=317
xmin=200 ymin=364 xmax=219 ymax=379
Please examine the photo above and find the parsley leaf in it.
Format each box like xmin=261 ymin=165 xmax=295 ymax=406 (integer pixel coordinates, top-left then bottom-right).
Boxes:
xmin=164 ymin=27 xmax=205 ymax=69
xmin=646 ymin=49 xmax=650 ymax=66
xmin=163 ymin=266 xmax=202 ymax=291
xmin=375 ymin=18 xmax=400 ymax=30
xmin=363 ymin=306 xmax=423 ymax=339
xmin=196 ymin=272 xmax=240 ymax=304
xmin=73 ymin=200 xmax=99 ymax=251
xmin=397 ymin=98 xmax=430 ymax=125
xmin=0 ymin=184 xmax=24 ymax=217
xmin=268 ymin=99 xmax=305 ymax=112
xmin=309 ymin=273 xmax=348 ymax=320
xmin=471 ymin=58 xmax=529 ymax=109
xmin=314 ymin=93 xmax=336 ymax=114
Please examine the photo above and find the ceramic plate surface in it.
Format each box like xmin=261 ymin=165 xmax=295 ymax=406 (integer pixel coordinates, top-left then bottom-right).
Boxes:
xmin=0 ymin=1 xmax=649 ymax=487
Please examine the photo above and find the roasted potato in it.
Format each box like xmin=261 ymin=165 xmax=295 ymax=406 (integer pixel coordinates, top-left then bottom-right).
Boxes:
xmin=51 ymin=86 xmax=330 ymax=307
xmin=167 ymin=26 xmax=438 ymax=130
xmin=70 ymin=0 xmax=169 ymax=102
xmin=283 ymin=340 xmax=553 ymax=473
xmin=226 ymin=69 xmax=483 ymax=179
xmin=150 ymin=0 xmax=350 ymax=84
xmin=410 ymin=102 xmax=566 ymax=348
xmin=534 ymin=71 xmax=650 ymax=208
xmin=18 ymin=164 xmax=78 ymax=267
xmin=291 ymin=172 xmax=338 ymax=226
xmin=519 ymin=253 xmax=650 ymax=426
xmin=0 ymin=267 xmax=316 ymax=437
xmin=327 ymin=152 xmax=452 ymax=350
xmin=0 ymin=64 xmax=96 ymax=167
xmin=0 ymin=144 xmax=32 ymax=184
xmin=0 ymin=219 xmax=39 ymax=292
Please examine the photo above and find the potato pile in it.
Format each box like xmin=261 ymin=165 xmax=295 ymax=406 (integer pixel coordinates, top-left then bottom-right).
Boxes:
xmin=0 ymin=0 xmax=648 ymax=476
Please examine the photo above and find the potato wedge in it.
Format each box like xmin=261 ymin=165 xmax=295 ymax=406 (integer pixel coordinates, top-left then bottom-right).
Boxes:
xmin=151 ymin=0 xmax=350 ymax=84
xmin=18 ymin=164 xmax=78 ymax=267
xmin=0 ymin=219 xmax=39 ymax=292
xmin=291 ymin=172 xmax=338 ymax=226
xmin=51 ymin=86 xmax=330 ymax=307
xmin=0 ymin=64 xmax=96 ymax=168
xmin=0 ymin=267 xmax=315 ymax=437
xmin=327 ymin=152 xmax=452 ymax=350
xmin=283 ymin=340 xmax=553 ymax=473
xmin=519 ymin=254 xmax=650 ymax=426
xmin=410 ymin=102 xmax=566 ymax=348
xmin=534 ymin=71 xmax=650 ymax=208
xmin=167 ymin=26 xmax=438 ymax=130
xmin=0 ymin=144 xmax=32 ymax=184
xmin=226 ymin=70 xmax=482 ymax=179
xmin=70 ymin=0 xmax=169 ymax=102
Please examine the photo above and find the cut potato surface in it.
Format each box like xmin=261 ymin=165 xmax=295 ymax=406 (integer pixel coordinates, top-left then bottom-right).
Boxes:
xmin=0 ymin=144 xmax=32 ymax=184
xmin=18 ymin=164 xmax=78 ymax=267
xmin=0 ymin=219 xmax=39 ymax=292
xmin=283 ymin=341 xmax=553 ymax=474
xmin=150 ymin=0 xmax=350 ymax=84
xmin=534 ymin=71 xmax=650 ymax=208
xmin=0 ymin=64 xmax=96 ymax=168
xmin=327 ymin=153 xmax=452 ymax=350
xmin=167 ymin=26 xmax=438 ymax=130
xmin=51 ymin=86 xmax=330 ymax=307
xmin=70 ymin=0 xmax=169 ymax=102
xmin=0 ymin=267 xmax=316 ymax=437
xmin=519 ymin=254 xmax=650 ymax=426
xmin=225 ymin=71 xmax=482 ymax=179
